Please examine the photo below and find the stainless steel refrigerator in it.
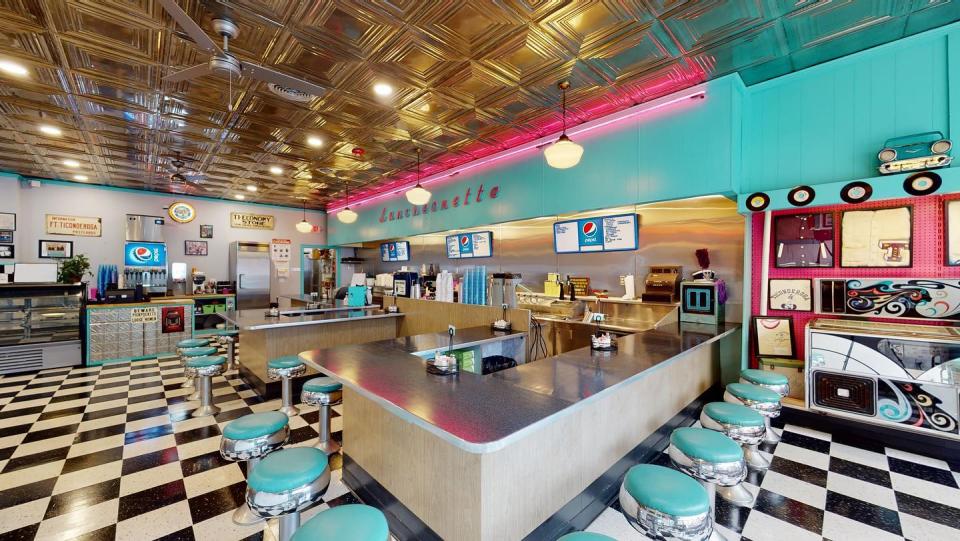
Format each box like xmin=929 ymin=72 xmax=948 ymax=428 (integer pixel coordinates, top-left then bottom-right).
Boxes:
xmin=229 ymin=241 xmax=271 ymax=309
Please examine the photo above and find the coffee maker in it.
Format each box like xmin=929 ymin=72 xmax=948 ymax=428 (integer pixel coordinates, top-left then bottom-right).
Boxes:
xmin=191 ymin=269 xmax=206 ymax=294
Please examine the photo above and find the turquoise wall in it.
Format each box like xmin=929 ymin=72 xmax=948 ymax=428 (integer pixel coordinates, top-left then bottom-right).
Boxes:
xmin=328 ymin=22 xmax=960 ymax=245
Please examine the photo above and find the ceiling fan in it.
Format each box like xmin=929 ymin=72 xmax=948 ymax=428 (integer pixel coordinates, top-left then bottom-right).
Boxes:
xmin=165 ymin=151 xmax=207 ymax=193
xmin=157 ymin=0 xmax=327 ymax=104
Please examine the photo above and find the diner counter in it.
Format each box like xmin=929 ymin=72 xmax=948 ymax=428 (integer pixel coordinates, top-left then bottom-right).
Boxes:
xmin=298 ymin=322 xmax=738 ymax=453
xmin=219 ymin=308 xmax=402 ymax=331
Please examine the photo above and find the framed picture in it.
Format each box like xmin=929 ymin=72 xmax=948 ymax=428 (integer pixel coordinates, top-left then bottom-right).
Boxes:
xmin=0 ymin=245 xmax=12 ymax=259
xmin=840 ymin=206 xmax=913 ymax=268
xmin=773 ymin=212 xmax=834 ymax=268
xmin=200 ymin=224 xmax=213 ymax=239
xmin=184 ymin=240 xmax=208 ymax=256
xmin=752 ymin=316 xmax=796 ymax=358
xmin=0 ymin=230 xmax=12 ymax=243
xmin=38 ymin=240 xmax=73 ymax=259
xmin=768 ymin=279 xmax=812 ymax=311
xmin=0 ymin=213 xmax=14 ymax=230
xmin=947 ymin=200 xmax=960 ymax=266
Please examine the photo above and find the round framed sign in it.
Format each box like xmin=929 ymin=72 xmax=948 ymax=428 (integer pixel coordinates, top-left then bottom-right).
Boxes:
xmin=168 ymin=201 xmax=196 ymax=223
xmin=787 ymin=185 xmax=816 ymax=206
xmin=745 ymin=192 xmax=770 ymax=212
xmin=840 ymin=181 xmax=873 ymax=204
xmin=903 ymin=171 xmax=942 ymax=196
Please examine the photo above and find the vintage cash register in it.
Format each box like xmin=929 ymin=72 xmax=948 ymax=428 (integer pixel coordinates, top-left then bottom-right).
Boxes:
xmin=641 ymin=265 xmax=682 ymax=303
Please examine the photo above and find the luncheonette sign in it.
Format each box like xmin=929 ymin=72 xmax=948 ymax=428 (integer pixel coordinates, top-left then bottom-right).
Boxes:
xmin=378 ymin=183 xmax=500 ymax=223
xmin=231 ymin=212 xmax=274 ymax=230
xmin=46 ymin=214 xmax=102 ymax=237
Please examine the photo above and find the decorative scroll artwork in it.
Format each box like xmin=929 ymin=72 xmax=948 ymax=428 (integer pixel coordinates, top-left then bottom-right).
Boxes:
xmin=877 ymin=379 xmax=958 ymax=435
xmin=843 ymin=278 xmax=960 ymax=321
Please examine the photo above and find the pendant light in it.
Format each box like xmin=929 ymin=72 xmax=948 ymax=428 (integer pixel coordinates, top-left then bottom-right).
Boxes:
xmin=544 ymin=81 xmax=583 ymax=169
xmin=405 ymin=147 xmax=431 ymax=205
xmin=295 ymin=199 xmax=313 ymax=233
xmin=336 ymin=180 xmax=358 ymax=224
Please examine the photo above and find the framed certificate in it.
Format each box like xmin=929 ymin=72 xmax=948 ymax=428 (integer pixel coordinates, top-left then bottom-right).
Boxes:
xmin=768 ymin=279 xmax=812 ymax=311
xmin=752 ymin=316 xmax=796 ymax=358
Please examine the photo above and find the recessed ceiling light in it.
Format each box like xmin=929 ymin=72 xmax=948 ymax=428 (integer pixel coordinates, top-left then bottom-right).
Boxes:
xmin=306 ymin=135 xmax=323 ymax=148
xmin=234 ymin=194 xmax=246 ymax=200
xmin=269 ymin=166 xmax=283 ymax=175
xmin=0 ymin=60 xmax=28 ymax=76
xmin=73 ymin=174 xmax=88 ymax=181
xmin=39 ymin=125 xmax=62 ymax=136
xmin=63 ymin=159 xmax=80 ymax=167
xmin=373 ymin=82 xmax=393 ymax=96
xmin=246 ymin=184 xmax=258 ymax=192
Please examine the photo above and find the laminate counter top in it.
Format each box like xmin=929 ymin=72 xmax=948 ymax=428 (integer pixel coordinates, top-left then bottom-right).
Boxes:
xmin=218 ymin=308 xmax=402 ymax=331
xmin=298 ymin=322 xmax=738 ymax=452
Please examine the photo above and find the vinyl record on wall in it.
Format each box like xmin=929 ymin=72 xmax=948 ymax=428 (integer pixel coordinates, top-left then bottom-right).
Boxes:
xmin=840 ymin=181 xmax=873 ymax=204
xmin=745 ymin=192 xmax=770 ymax=212
xmin=787 ymin=185 xmax=816 ymax=206
xmin=903 ymin=171 xmax=942 ymax=196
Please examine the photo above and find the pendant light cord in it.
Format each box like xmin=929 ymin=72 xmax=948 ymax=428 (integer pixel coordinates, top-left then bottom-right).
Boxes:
xmin=561 ymin=86 xmax=566 ymax=133
xmin=416 ymin=147 xmax=421 ymax=187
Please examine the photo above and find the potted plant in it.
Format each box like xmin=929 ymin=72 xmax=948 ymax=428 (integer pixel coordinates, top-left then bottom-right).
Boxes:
xmin=58 ymin=254 xmax=91 ymax=284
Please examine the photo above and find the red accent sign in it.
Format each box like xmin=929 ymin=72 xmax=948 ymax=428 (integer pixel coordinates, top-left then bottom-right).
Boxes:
xmin=161 ymin=306 xmax=185 ymax=334
xmin=378 ymin=183 xmax=500 ymax=223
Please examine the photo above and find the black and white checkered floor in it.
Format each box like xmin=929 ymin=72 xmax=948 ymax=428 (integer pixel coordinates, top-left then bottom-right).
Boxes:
xmin=2 ymin=357 xmax=959 ymax=541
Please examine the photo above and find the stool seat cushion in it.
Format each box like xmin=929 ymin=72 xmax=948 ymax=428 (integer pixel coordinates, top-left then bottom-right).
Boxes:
xmin=178 ymin=338 xmax=209 ymax=348
xmin=182 ymin=346 xmax=218 ymax=357
xmin=186 ymin=355 xmax=226 ymax=368
xmin=623 ymin=464 xmax=710 ymax=517
xmin=268 ymin=356 xmax=304 ymax=369
xmin=703 ymin=402 xmax=765 ymax=427
xmin=727 ymin=382 xmax=781 ymax=403
xmin=671 ymin=427 xmax=743 ymax=463
xmin=223 ymin=411 xmax=289 ymax=440
xmin=303 ymin=377 xmax=342 ymax=393
xmin=291 ymin=504 xmax=389 ymax=541
xmin=248 ymin=447 xmax=328 ymax=493
xmin=557 ymin=533 xmax=617 ymax=541
xmin=741 ymin=368 xmax=789 ymax=386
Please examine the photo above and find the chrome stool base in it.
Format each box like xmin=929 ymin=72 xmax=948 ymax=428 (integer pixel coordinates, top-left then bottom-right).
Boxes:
xmin=764 ymin=418 xmax=780 ymax=444
xmin=744 ymin=445 xmax=770 ymax=469
xmin=717 ymin=483 xmax=755 ymax=506
xmin=232 ymin=503 xmax=261 ymax=525
xmin=316 ymin=438 xmax=340 ymax=455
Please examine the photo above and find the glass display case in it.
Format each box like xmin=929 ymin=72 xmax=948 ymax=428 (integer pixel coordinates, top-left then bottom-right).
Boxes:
xmin=0 ymin=284 xmax=85 ymax=374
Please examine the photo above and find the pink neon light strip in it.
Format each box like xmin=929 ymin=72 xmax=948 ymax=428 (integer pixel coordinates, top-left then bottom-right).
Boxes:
xmin=328 ymin=86 xmax=708 ymax=212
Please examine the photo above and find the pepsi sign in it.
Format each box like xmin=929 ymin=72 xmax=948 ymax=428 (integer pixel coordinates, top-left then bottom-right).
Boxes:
xmin=577 ymin=219 xmax=602 ymax=248
xmin=445 ymin=231 xmax=492 ymax=259
xmin=553 ymin=213 xmax=638 ymax=254
xmin=124 ymin=242 xmax=167 ymax=267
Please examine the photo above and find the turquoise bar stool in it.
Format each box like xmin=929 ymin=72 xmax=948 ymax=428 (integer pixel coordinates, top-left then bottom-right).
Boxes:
xmin=740 ymin=368 xmax=790 ymax=398
xmin=181 ymin=345 xmax=220 ymax=400
xmin=220 ymin=411 xmax=290 ymax=525
xmin=301 ymin=377 xmax=343 ymax=455
xmin=208 ymin=328 xmax=240 ymax=370
xmin=291 ymin=504 xmax=389 ymax=541
xmin=669 ymin=427 xmax=750 ymax=510
xmin=724 ymin=382 xmax=783 ymax=444
xmin=246 ymin=447 xmax=330 ymax=541
xmin=700 ymin=402 xmax=769 ymax=470
xmin=177 ymin=338 xmax=211 ymax=390
xmin=186 ymin=355 xmax=226 ymax=417
xmin=268 ymin=356 xmax=307 ymax=417
xmin=619 ymin=464 xmax=712 ymax=541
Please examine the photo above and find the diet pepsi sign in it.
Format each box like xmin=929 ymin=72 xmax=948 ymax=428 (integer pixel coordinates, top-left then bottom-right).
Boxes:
xmin=577 ymin=219 xmax=602 ymax=248
xmin=124 ymin=242 xmax=167 ymax=267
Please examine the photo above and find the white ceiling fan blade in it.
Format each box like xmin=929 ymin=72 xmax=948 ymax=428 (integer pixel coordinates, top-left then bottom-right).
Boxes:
xmin=162 ymin=63 xmax=212 ymax=83
xmin=241 ymin=63 xmax=327 ymax=98
xmin=157 ymin=0 xmax=222 ymax=55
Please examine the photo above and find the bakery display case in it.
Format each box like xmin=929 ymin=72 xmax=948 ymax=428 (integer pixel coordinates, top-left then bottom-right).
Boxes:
xmin=0 ymin=283 xmax=85 ymax=374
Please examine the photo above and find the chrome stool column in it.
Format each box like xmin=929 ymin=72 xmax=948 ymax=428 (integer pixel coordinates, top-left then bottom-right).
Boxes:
xmin=180 ymin=345 xmax=219 ymax=400
xmin=291 ymin=504 xmax=390 ymax=541
xmin=177 ymin=338 xmax=211 ymax=390
xmin=246 ymin=447 xmax=330 ymax=541
xmin=267 ymin=356 xmax=307 ymax=417
xmin=724 ymin=382 xmax=783 ymax=444
xmin=701 ymin=402 xmax=769 ymax=470
xmin=185 ymin=355 xmax=226 ymax=417
xmin=301 ymin=377 xmax=343 ymax=455
xmin=619 ymin=464 xmax=712 ymax=541
xmin=210 ymin=329 xmax=240 ymax=371
xmin=220 ymin=411 xmax=290 ymax=525
xmin=669 ymin=427 xmax=751 ymax=514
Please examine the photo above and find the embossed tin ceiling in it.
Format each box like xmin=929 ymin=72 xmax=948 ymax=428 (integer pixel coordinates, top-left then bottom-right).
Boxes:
xmin=0 ymin=0 xmax=957 ymax=209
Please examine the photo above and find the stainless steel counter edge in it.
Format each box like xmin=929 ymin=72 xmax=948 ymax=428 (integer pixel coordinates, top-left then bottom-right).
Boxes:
xmin=219 ymin=310 xmax=403 ymax=331
xmin=299 ymin=325 xmax=739 ymax=454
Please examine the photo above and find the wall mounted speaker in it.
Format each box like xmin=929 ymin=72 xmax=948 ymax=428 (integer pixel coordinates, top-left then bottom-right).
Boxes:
xmin=812 ymin=371 xmax=876 ymax=416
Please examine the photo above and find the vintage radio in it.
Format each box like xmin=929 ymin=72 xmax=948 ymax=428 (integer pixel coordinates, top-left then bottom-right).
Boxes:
xmin=680 ymin=281 xmax=724 ymax=324
xmin=806 ymin=318 xmax=960 ymax=440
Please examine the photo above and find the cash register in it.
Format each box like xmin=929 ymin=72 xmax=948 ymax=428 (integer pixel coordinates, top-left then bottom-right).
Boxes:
xmin=641 ymin=265 xmax=682 ymax=303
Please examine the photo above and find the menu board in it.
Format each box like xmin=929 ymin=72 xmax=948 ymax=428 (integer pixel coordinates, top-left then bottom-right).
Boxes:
xmin=553 ymin=213 xmax=638 ymax=254
xmin=446 ymin=231 xmax=493 ymax=259
xmin=380 ymin=241 xmax=410 ymax=262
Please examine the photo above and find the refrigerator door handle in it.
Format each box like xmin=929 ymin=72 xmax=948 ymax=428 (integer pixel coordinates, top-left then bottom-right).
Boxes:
xmin=238 ymin=274 xmax=245 ymax=289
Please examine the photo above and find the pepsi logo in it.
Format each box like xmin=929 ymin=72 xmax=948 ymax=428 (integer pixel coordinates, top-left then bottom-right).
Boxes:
xmin=582 ymin=221 xmax=598 ymax=237
xmin=460 ymin=236 xmax=470 ymax=246
xmin=131 ymin=247 xmax=153 ymax=262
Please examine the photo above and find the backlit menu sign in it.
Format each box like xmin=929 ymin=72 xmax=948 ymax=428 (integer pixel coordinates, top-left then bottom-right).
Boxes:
xmin=380 ymin=241 xmax=410 ymax=262
xmin=553 ymin=213 xmax=638 ymax=254
xmin=124 ymin=242 xmax=167 ymax=267
xmin=446 ymin=231 xmax=493 ymax=259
